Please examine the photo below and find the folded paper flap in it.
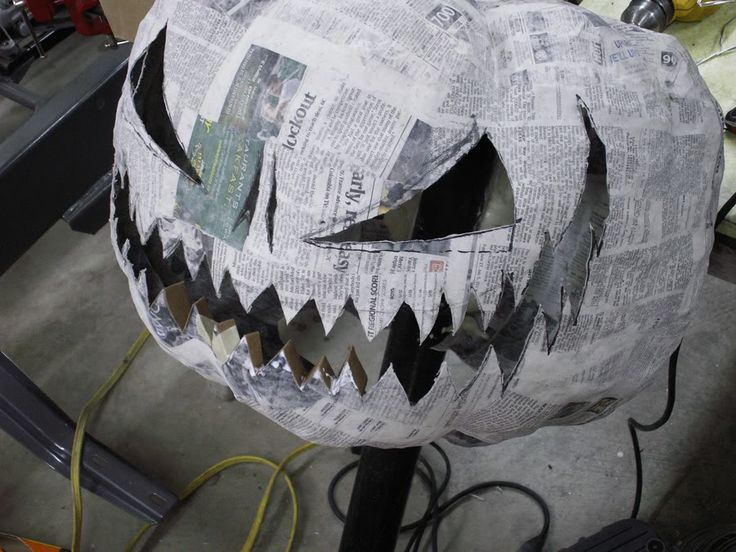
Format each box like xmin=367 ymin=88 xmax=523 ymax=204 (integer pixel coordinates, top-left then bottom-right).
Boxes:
xmin=245 ymin=332 xmax=264 ymax=368
xmin=193 ymin=297 xmax=213 ymax=320
xmin=192 ymin=299 xmax=216 ymax=342
xmin=212 ymin=320 xmax=240 ymax=363
xmin=164 ymin=282 xmax=190 ymax=330
xmin=316 ymin=356 xmax=336 ymax=390
xmin=195 ymin=315 xmax=216 ymax=343
xmin=216 ymin=319 xmax=237 ymax=333
xmin=282 ymin=340 xmax=315 ymax=387
xmin=346 ymin=347 xmax=368 ymax=395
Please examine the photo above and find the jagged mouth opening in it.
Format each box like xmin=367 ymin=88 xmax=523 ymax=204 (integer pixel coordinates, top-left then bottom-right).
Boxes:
xmin=113 ymin=131 xmax=519 ymax=403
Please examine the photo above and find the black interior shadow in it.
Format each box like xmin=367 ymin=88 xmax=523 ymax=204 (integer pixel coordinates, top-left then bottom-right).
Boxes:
xmin=318 ymin=135 xmax=503 ymax=244
xmin=129 ymin=25 xmax=202 ymax=185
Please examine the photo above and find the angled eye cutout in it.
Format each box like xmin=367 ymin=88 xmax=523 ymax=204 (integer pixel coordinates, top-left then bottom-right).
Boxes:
xmin=312 ymin=135 xmax=516 ymax=248
xmin=130 ymin=26 xmax=202 ymax=185
xmin=412 ymin=135 xmax=509 ymax=240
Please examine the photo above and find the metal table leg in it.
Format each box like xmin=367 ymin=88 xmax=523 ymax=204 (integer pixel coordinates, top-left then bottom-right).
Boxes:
xmin=0 ymin=351 xmax=179 ymax=523
xmin=0 ymin=76 xmax=42 ymax=109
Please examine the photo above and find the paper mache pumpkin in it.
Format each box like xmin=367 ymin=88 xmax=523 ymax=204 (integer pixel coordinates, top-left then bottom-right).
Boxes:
xmin=112 ymin=0 xmax=723 ymax=447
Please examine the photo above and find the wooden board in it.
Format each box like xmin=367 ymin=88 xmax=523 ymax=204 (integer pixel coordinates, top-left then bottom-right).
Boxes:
xmin=99 ymin=0 xmax=154 ymax=41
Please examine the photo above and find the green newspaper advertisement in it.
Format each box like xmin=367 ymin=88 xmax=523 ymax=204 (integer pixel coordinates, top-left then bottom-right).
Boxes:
xmin=175 ymin=45 xmax=306 ymax=248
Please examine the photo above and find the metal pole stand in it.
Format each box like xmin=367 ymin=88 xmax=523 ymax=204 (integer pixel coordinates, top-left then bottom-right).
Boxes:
xmin=339 ymin=446 xmax=421 ymax=552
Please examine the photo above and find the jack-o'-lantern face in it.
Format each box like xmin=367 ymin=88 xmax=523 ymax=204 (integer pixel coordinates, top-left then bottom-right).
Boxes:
xmin=112 ymin=0 xmax=722 ymax=447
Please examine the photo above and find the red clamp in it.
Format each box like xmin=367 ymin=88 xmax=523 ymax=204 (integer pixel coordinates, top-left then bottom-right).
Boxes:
xmin=23 ymin=0 xmax=112 ymax=36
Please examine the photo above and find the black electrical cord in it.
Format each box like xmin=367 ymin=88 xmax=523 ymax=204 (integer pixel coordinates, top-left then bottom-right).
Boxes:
xmin=628 ymin=344 xmax=681 ymax=520
xmin=328 ymin=344 xmax=681 ymax=550
xmin=679 ymin=525 xmax=736 ymax=551
xmin=327 ymin=444 xmax=449 ymax=532
xmin=327 ymin=442 xmax=550 ymax=552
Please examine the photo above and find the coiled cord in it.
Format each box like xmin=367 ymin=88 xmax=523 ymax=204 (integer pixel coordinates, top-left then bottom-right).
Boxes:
xmin=327 ymin=442 xmax=550 ymax=552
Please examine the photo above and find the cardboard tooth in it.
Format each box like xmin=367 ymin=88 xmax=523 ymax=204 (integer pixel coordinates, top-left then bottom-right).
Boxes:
xmin=245 ymin=332 xmax=264 ymax=368
xmin=212 ymin=320 xmax=240 ymax=363
xmin=193 ymin=298 xmax=216 ymax=343
xmin=346 ymin=347 xmax=368 ymax=395
xmin=163 ymin=282 xmax=191 ymax=330
xmin=316 ymin=357 xmax=336 ymax=392
xmin=283 ymin=341 xmax=318 ymax=388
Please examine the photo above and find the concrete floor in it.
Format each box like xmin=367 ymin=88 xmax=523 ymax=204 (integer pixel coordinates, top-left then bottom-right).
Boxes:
xmin=1 ymin=223 xmax=736 ymax=552
xmin=1 ymin=14 xmax=736 ymax=552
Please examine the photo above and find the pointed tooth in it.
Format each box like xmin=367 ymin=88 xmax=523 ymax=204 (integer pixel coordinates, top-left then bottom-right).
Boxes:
xmin=131 ymin=268 xmax=152 ymax=315
xmin=444 ymin=285 xmax=469 ymax=337
xmin=364 ymin=364 xmax=407 ymax=402
xmin=313 ymin=297 xmax=344 ymax=336
xmin=128 ymin=186 xmax=138 ymax=222
xmin=316 ymin=356 xmax=337 ymax=393
xmin=164 ymin=282 xmax=191 ymax=330
xmin=405 ymin=291 xmax=443 ymax=343
xmin=444 ymin=349 xmax=479 ymax=394
xmin=182 ymin=232 xmax=206 ymax=281
xmin=334 ymin=359 xmax=354 ymax=393
xmin=137 ymin=206 xmax=159 ymax=245
xmin=476 ymin=286 xmax=495 ymax=330
xmin=245 ymin=332 xmax=264 ymax=368
xmin=221 ymin=334 xmax=259 ymax=397
xmin=192 ymin=297 xmax=212 ymax=319
xmin=156 ymin=218 xmax=183 ymax=258
xmin=162 ymin=236 xmax=183 ymax=260
xmin=280 ymin=298 xmax=305 ymax=325
xmin=345 ymin=347 xmax=367 ymax=395
xmin=334 ymin=348 xmax=368 ymax=396
xmin=442 ymin=255 xmax=471 ymax=334
xmin=184 ymin=250 xmax=205 ymax=281
xmin=474 ymin=270 xmax=511 ymax=330
xmin=372 ymin=296 xmax=404 ymax=342
xmin=271 ymin=283 xmax=307 ymax=325
xmin=351 ymin=291 xmax=403 ymax=343
xmin=210 ymin=263 xmax=228 ymax=298
xmin=446 ymin=298 xmax=468 ymax=336
xmin=212 ymin=320 xmax=240 ymax=363
xmin=232 ymin=280 xmax=263 ymax=316
xmin=113 ymin=149 xmax=126 ymax=171
xmin=192 ymin=298 xmax=215 ymax=343
xmin=209 ymin=240 xmax=236 ymax=295
xmin=282 ymin=341 xmax=311 ymax=389
xmin=413 ymin=362 xmax=458 ymax=413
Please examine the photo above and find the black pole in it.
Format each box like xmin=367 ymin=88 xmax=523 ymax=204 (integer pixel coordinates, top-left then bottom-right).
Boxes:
xmin=338 ymin=446 xmax=421 ymax=552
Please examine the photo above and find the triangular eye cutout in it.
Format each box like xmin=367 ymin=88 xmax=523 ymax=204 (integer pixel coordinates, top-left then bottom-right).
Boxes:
xmin=493 ymin=101 xmax=609 ymax=390
xmin=130 ymin=26 xmax=202 ymax=185
xmin=313 ymin=135 xmax=515 ymax=245
xmin=425 ymin=102 xmax=610 ymax=393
